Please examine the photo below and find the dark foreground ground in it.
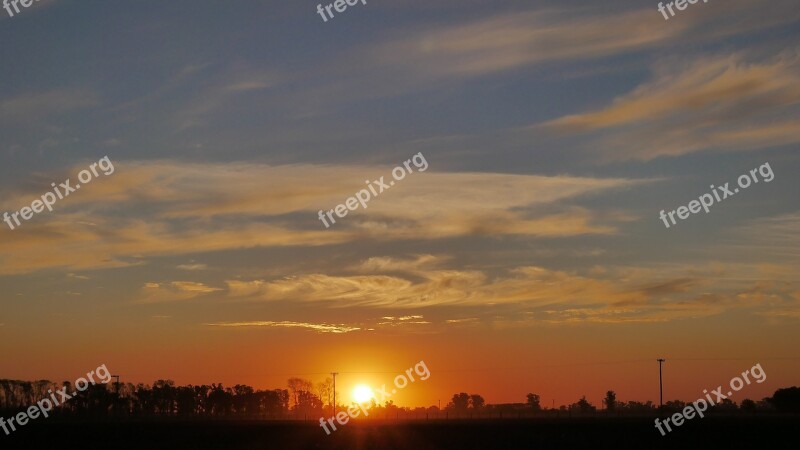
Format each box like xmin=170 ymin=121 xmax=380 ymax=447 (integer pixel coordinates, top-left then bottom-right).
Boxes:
xmin=3 ymin=417 xmax=799 ymax=450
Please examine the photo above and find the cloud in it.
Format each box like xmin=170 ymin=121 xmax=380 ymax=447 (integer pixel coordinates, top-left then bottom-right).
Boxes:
xmin=0 ymin=90 xmax=99 ymax=121
xmin=540 ymin=51 xmax=800 ymax=160
xmin=0 ymin=160 xmax=644 ymax=275
xmin=757 ymin=309 xmax=800 ymax=321
xmin=381 ymin=315 xmax=423 ymax=321
xmin=67 ymin=273 xmax=90 ymax=280
xmin=367 ymin=9 xmax=667 ymax=79
xmin=177 ymin=263 xmax=208 ymax=271
xmin=219 ymin=258 xmax=800 ymax=324
xmin=359 ymin=1 xmax=799 ymax=82
xmin=724 ymin=211 xmax=800 ymax=262
xmin=397 ymin=315 xmax=423 ymax=321
xmin=356 ymin=255 xmax=445 ymax=273
xmin=445 ymin=318 xmax=480 ymax=324
xmin=377 ymin=315 xmax=430 ymax=327
xmin=632 ymin=278 xmax=703 ymax=297
xmin=137 ymin=281 xmax=222 ymax=303
xmin=206 ymin=321 xmax=360 ymax=334
xmin=176 ymin=68 xmax=282 ymax=130
xmin=221 ymin=264 xmax=708 ymax=318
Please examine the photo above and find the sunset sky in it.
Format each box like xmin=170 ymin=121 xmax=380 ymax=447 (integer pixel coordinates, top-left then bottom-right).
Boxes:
xmin=1 ymin=0 xmax=799 ymax=408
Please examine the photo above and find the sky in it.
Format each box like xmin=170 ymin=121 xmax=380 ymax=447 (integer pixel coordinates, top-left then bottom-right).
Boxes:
xmin=0 ymin=0 xmax=799 ymax=408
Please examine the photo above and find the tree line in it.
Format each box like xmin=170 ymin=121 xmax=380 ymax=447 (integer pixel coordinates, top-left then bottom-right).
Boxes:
xmin=1 ymin=378 xmax=798 ymax=418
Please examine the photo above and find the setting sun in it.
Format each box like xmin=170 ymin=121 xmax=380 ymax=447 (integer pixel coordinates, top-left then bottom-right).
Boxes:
xmin=352 ymin=384 xmax=375 ymax=403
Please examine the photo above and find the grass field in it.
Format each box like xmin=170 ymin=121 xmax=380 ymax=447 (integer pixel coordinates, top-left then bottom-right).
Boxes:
xmin=3 ymin=416 xmax=798 ymax=449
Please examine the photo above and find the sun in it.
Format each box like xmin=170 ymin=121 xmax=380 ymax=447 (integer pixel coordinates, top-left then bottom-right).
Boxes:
xmin=352 ymin=384 xmax=375 ymax=403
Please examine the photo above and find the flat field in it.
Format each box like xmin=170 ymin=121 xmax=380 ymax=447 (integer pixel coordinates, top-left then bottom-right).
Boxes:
xmin=3 ymin=417 xmax=798 ymax=450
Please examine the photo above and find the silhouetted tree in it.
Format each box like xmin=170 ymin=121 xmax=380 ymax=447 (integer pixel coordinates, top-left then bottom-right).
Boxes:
xmin=152 ymin=380 xmax=176 ymax=415
xmin=526 ymin=393 xmax=542 ymax=411
xmin=5 ymin=375 xmax=798 ymax=421
xmin=469 ymin=394 xmax=485 ymax=410
xmin=231 ymin=384 xmax=256 ymax=416
xmin=604 ymin=391 xmax=617 ymax=411
xmin=622 ymin=400 xmax=656 ymax=413
xmin=262 ymin=389 xmax=290 ymax=418
xmin=176 ymin=386 xmax=197 ymax=416
xmin=286 ymin=378 xmax=313 ymax=410
xmin=713 ymin=398 xmax=738 ymax=412
xmin=664 ymin=400 xmax=686 ymax=413
xmin=448 ymin=393 xmax=470 ymax=412
xmin=756 ymin=398 xmax=774 ymax=411
xmin=740 ymin=398 xmax=757 ymax=413
xmin=208 ymin=383 xmax=233 ymax=416
xmin=569 ymin=396 xmax=596 ymax=414
xmin=768 ymin=386 xmax=800 ymax=413
xmin=296 ymin=390 xmax=323 ymax=417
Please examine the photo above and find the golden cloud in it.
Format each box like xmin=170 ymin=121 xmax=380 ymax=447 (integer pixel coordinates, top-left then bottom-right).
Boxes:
xmin=540 ymin=52 xmax=800 ymax=160
xmin=205 ymin=321 xmax=360 ymax=334
xmin=0 ymin=160 xmax=643 ymax=275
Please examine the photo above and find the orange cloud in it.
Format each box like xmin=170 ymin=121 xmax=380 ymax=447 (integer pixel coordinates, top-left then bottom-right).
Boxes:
xmin=362 ymin=1 xmax=798 ymax=81
xmin=212 ymin=251 xmax=800 ymax=325
xmin=205 ymin=321 xmax=360 ymax=334
xmin=540 ymin=52 xmax=800 ymax=160
xmin=137 ymin=281 xmax=222 ymax=303
xmin=0 ymin=161 xmax=643 ymax=275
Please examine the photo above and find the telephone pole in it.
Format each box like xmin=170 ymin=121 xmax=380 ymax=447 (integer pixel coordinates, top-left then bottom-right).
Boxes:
xmin=657 ymin=359 xmax=665 ymax=408
xmin=331 ymin=372 xmax=338 ymax=416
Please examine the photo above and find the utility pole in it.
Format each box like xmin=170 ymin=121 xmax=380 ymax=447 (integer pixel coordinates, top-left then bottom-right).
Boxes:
xmin=331 ymin=372 xmax=338 ymax=416
xmin=111 ymin=375 xmax=120 ymax=393
xmin=657 ymin=359 xmax=665 ymax=408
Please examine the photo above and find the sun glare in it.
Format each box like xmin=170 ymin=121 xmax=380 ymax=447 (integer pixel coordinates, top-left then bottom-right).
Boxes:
xmin=352 ymin=384 xmax=374 ymax=403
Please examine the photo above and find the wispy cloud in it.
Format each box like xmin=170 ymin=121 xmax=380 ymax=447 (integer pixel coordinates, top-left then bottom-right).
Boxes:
xmin=377 ymin=315 xmax=430 ymax=327
xmin=67 ymin=273 xmax=90 ymax=280
xmin=0 ymin=160 xmax=644 ymax=275
xmin=177 ymin=263 xmax=208 ymax=271
xmin=216 ymin=253 xmax=800 ymax=324
xmin=366 ymin=9 xmax=669 ymax=79
xmin=137 ymin=281 xmax=222 ymax=303
xmin=356 ymin=255 xmax=446 ymax=273
xmin=725 ymin=211 xmax=800 ymax=262
xmin=540 ymin=51 xmax=800 ymax=160
xmin=206 ymin=321 xmax=360 ymax=334
xmin=175 ymin=68 xmax=282 ymax=130
xmin=359 ymin=0 xmax=799 ymax=83
xmin=0 ymin=89 xmax=99 ymax=121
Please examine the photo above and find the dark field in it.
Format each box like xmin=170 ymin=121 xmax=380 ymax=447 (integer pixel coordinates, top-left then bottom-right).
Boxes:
xmin=3 ymin=417 xmax=798 ymax=450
